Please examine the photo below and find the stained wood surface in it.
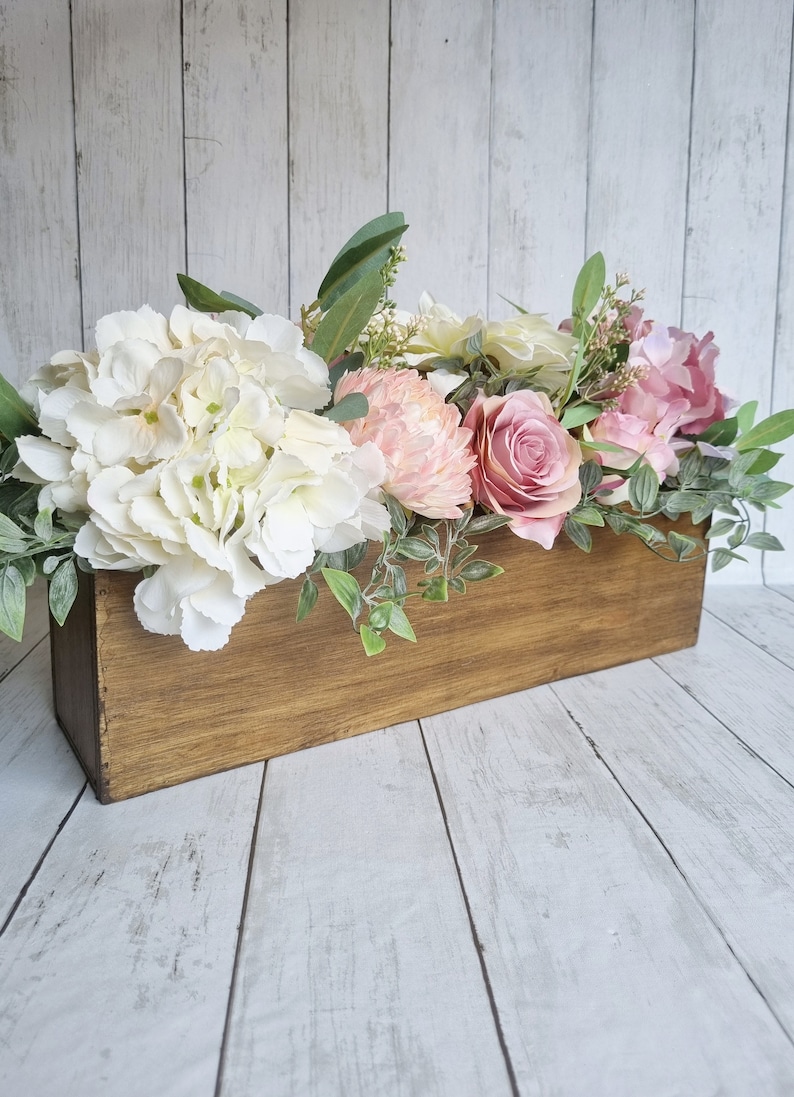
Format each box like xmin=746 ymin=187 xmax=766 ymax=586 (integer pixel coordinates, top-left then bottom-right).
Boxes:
xmin=52 ymin=521 xmax=706 ymax=802
xmin=3 ymin=584 xmax=794 ymax=1094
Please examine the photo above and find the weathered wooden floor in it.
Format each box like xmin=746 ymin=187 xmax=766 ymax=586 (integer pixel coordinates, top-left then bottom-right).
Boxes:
xmin=2 ymin=582 xmax=794 ymax=1097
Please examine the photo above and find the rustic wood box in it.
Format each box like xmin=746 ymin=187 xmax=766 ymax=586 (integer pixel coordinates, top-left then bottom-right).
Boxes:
xmin=50 ymin=521 xmax=707 ymax=803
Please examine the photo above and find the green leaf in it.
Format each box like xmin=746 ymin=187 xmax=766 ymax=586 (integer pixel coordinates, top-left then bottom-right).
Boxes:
xmin=727 ymin=524 xmax=747 ymax=549
xmin=736 ymin=409 xmax=794 ymax=452
xmin=343 ymin=541 xmax=369 ymax=571
xmin=579 ymin=460 xmax=603 ymax=496
xmin=0 ymin=512 xmax=28 ymax=554
xmin=465 ymin=512 xmax=512 ymax=535
xmin=458 ymin=560 xmax=504 ymax=582
xmin=42 ymin=555 xmax=62 ymax=576
xmin=749 ymin=479 xmax=792 ymax=503
xmin=420 ymin=524 xmax=440 ymax=551
xmin=386 ymin=603 xmax=416 ymax=641
xmin=628 ymin=464 xmax=659 ymax=514
xmin=48 ymin=558 xmax=78 ymax=626
xmin=747 ymin=449 xmax=783 ymax=475
xmin=745 ymin=531 xmax=785 ymax=551
xmin=34 ymin=508 xmax=53 ymax=541
xmin=328 ymin=352 xmax=364 ymax=394
xmin=15 ymin=555 xmax=35 ymax=586
xmin=448 ymin=576 xmax=467 ymax=595
xmin=496 ymin=294 xmax=529 ymax=315
xmin=0 ymin=373 xmax=39 ymax=442
xmin=312 ymin=270 xmax=384 ymax=364
xmin=360 ymin=624 xmax=387 ymax=656
xmin=389 ymin=564 xmax=408 ymax=597
xmin=580 ymin=438 xmax=627 ymax=456
xmin=451 ymin=544 xmax=478 ymax=569
xmin=383 ymin=493 xmax=408 ymax=536
xmin=571 ymin=252 xmax=606 ymax=326
xmin=0 ymin=564 xmax=25 ymax=641
xmin=318 ymin=213 xmax=407 ymax=307
xmin=560 ymin=403 xmax=602 ymax=429
xmin=321 ymin=568 xmax=363 ymax=621
xmin=323 ymin=392 xmax=369 ymax=422
xmin=668 ymin=531 xmax=700 ymax=560
xmin=218 ymin=290 xmax=263 ymax=317
xmin=728 ymin=450 xmax=762 ymax=489
xmin=736 ymin=400 xmax=758 ymax=434
xmin=661 ymin=491 xmax=707 ymax=517
xmin=296 ymin=577 xmax=319 ymax=622
xmin=422 ymin=576 xmax=448 ymax=602
xmin=564 ymin=516 xmax=592 ymax=552
xmin=176 ymin=273 xmax=259 ymax=318
xmin=395 ymin=537 xmax=437 ymax=562
xmin=711 ymin=548 xmax=747 ymax=572
xmin=706 ymin=518 xmax=737 ymax=539
xmin=696 ymin=416 xmax=738 ymax=446
xmin=368 ymin=602 xmax=393 ymax=631
xmin=570 ymin=506 xmax=605 ymax=526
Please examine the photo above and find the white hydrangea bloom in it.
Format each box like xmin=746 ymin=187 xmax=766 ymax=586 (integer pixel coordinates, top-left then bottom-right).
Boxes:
xmin=16 ymin=303 xmax=388 ymax=651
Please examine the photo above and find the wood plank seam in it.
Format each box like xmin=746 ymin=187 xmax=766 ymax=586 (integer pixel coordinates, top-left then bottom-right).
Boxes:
xmin=418 ymin=720 xmax=521 ymax=1097
xmin=0 ymin=782 xmax=87 ymax=938
xmin=703 ymin=605 xmax=794 ymax=675
xmin=213 ymin=762 xmax=268 ymax=1097
xmin=67 ymin=0 xmax=86 ymax=351
xmin=0 ymin=633 xmax=49 ymax=689
xmin=652 ymin=644 xmax=794 ymax=795
xmin=548 ymin=682 xmax=794 ymax=1049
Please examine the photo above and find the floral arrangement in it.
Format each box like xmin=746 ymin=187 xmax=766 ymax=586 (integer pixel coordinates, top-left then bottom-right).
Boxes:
xmin=1 ymin=213 xmax=793 ymax=655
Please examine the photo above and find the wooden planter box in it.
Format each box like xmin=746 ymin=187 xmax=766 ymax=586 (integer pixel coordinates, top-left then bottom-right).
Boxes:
xmin=51 ymin=520 xmax=707 ymax=803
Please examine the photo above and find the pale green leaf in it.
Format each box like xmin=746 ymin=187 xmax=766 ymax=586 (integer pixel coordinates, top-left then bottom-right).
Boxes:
xmin=312 ymin=270 xmax=383 ymax=363
xmin=360 ymin=624 xmax=387 ymax=656
xmin=48 ymin=558 xmax=78 ymax=626
xmin=736 ymin=410 xmax=794 ymax=452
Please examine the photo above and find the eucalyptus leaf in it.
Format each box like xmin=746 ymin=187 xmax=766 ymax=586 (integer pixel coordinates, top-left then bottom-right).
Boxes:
xmin=0 ymin=373 xmax=39 ymax=442
xmin=323 ymin=392 xmax=369 ymax=422
xmin=218 ymin=290 xmax=263 ymax=317
xmin=736 ymin=409 xmax=794 ymax=452
xmin=318 ymin=213 xmax=407 ymax=307
xmin=360 ymin=624 xmax=387 ymax=656
xmin=312 ymin=270 xmax=383 ymax=363
xmin=747 ymin=449 xmax=783 ymax=475
xmin=176 ymin=273 xmax=259 ymax=318
xmin=696 ymin=416 xmax=738 ymax=446
xmin=560 ymin=403 xmax=602 ymax=429
xmin=571 ymin=252 xmax=606 ymax=326
xmin=0 ymin=563 xmax=25 ymax=641
xmin=328 ymin=352 xmax=364 ymax=394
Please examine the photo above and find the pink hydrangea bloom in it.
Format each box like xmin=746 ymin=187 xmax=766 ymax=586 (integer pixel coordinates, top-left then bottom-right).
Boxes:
xmin=463 ymin=390 xmax=582 ymax=549
xmin=334 ymin=366 xmax=475 ymax=519
xmin=625 ymin=321 xmax=728 ymax=436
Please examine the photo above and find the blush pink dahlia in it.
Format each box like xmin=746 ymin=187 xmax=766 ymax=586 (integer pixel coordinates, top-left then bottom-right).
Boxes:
xmin=334 ymin=366 xmax=475 ymax=519
xmin=463 ymin=390 xmax=582 ymax=549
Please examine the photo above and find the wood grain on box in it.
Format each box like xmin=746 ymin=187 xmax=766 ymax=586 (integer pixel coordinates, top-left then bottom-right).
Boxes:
xmin=50 ymin=521 xmax=707 ymax=802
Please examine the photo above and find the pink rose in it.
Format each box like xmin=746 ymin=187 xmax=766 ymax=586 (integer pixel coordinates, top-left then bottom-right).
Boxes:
xmin=626 ymin=322 xmax=728 ymax=436
xmin=463 ymin=390 xmax=582 ymax=549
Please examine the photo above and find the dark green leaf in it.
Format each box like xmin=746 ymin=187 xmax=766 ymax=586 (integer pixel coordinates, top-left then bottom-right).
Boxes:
xmin=745 ymin=531 xmax=785 ymax=551
xmin=458 ymin=560 xmax=504 ymax=582
xmin=451 ymin=544 xmax=478 ymax=569
xmin=420 ymin=524 xmax=441 ymax=551
xmin=747 ymin=449 xmax=783 ymax=475
xmin=564 ymin=517 xmax=592 ymax=552
xmin=448 ymin=576 xmax=466 ymax=595
xmin=0 ymin=373 xmax=39 ymax=441
xmin=321 ymin=568 xmax=363 ymax=620
xmin=422 ymin=576 xmax=448 ymax=602
xmin=312 ymin=270 xmax=383 ymax=364
xmin=318 ymin=213 xmax=407 ymax=307
xmin=343 ymin=541 xmax=369 ymax=571
xmin=736 ymin=410 xmax=794 ymax=452
xmin=296 ymin=577 xmax=318 ymax=622
xmin=218 ymin=290 xmax=263 ymax=317
xmin=324 ymin=392 xmax=369 ymax=422
xmin=0 ymin=440 xmax=19 ymax=473
xmin=628 ymin=464 xmax=659 ymax=514
xmin=578 ymin=460 xmax=603 ymax=497
xmin=389 ymin=564 xmax=408 ymax=598
xmin=176 ymin=273 xmax=259 ymax=318
xmin=571 ymin=252 xmax=606 ymax=326
xmin=48 ymin=558 xmax=78 ymax=626
xmin=360 ymin=624 xmax=387 ymax=656
xmin=696 ymin=416 xmax=738 ymax=446
xmin=383 ymin=493 xmax=408 ymax=536
xmin=560 ymin=403 xmax=602 ymax=429
xmin=328 ymin=352 xmax=364 ymax=394
xmin=0 ymin=564 xmax=25 ymax=641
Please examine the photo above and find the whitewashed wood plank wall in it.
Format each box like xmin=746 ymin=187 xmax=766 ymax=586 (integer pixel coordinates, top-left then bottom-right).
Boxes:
xmin=1 ymin=0 xmax=793 ymax=580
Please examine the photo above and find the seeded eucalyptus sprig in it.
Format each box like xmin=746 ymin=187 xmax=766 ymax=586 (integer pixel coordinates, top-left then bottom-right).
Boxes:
xmin=296 ymin=497 xmax=508 ymax=656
